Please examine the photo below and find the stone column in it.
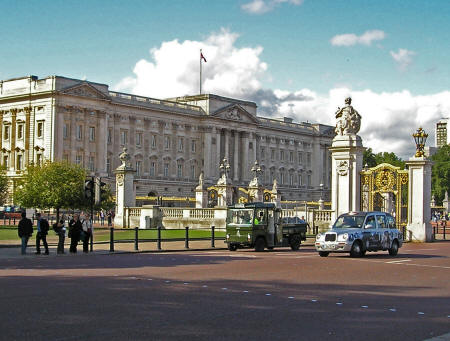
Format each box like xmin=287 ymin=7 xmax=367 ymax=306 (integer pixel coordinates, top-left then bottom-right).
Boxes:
xmin=242 ymin=133 xmax=249 ymax=182
xmin=405 ymin=157 xmax=433 ymax=242
xmin=10 ymin=109 xmax=17 ymax=171
xmin=204 ymin=129 xmax=212 ymax=179
xmin=224 ymin=129 xmax=229 ymax=160
xmin=233 ymin=130 xmax=239 ymax=181
xmin=330 ymin=134 xmax=365 ymax=221
xmin=114 ymin=148 xmax=136 ymax=228
xmin=215 ymin=127 xmax=221 ymax=179
xmin=195 ymin=172 xmax=207 ymax=208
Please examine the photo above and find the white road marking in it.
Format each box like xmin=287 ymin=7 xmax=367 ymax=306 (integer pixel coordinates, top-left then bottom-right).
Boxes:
xmin=311 ymin=299 xmax=317 ymax=302
xmin=386 ymin=259 xmax=411 ymax=264
xmin=336 ymin=302 xmax=343 ymax=305
xmin=389 ymin=308 xmax=396 ymax=312
xmin=243 ymin=290 xmax=249 ymax=293
xmin=183 ymin=282 xmax=189 ymax=285
xmin=288 ymin=296 xmax=295 ymax=299
xmin=222 ymin=288 xmax=228 ymax=290
xmin=361 ymin=305 xmax=368 ymax=308
xmin=202 ymin=285 xmax=208 ymax=288
xmin=403 ymin=249 xmax=436 ymax=252
xmin=147 ymin=279 xmax=152 ymax=281
xmin=265 ymin=293 xmax=271 ymax=296
xmin=417 ymin=312 xmax=425 ymax=315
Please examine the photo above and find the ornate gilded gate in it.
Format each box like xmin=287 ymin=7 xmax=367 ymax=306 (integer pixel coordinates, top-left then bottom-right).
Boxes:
xmin=360 ymin=163 xmax=409 ymax=229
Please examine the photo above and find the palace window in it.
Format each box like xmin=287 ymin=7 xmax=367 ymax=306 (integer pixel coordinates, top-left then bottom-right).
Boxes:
xmin=307 ymin=152 xmax=311 ymax=166
xmin=107 ymin=129 xmax=112 ymax=144
xmin=17 ymin=124 xmax=24 ymax=140
xmin=289 ymin=151 xmax=294 ymax=163
xmin=151 ymin=135 xmax=157 ymax=149
xmin=3 ymin=125 xmax=10 ymax=140
xmin=271 ymin=149 xmax=275 ymax=161
xmin=36 ymin=153 xmax=42 ymax=166
xmin=16 ymin=154 xmax=23 ymax=170
xmin=75 ymin=155 xmax=82 ymax=166
xmin=280 ymin=171 xmax=285 ymax=184
xmin=2 ymin=155 xmax=8 ymax=168
xmin=63 ymin=123 xmax=69 ymax=139
xmin=260 ymin=147 xmax=265 ymax=160
xmin=88 ymin=156 xmax=95 ymax=171
xmin=164 ymin=136 xmax=171 ymax=150
xmin=177 ymin=163 xmax=183 ymax=178
xmin=191 ymin=140 xmax=196 ymax=153
xmin=136 ymin=133 xmax=142 ymax=147
xmin=307 ymin=174 xmax=311 ymax=186
xmin=298 ymin=152 xmax=303 ymax=164
xmin=211 ymin=137 xmax=216 ymax=145
xmin=190 ymin=165 xmax=195 ymax=179
xmin=120 ymin=130 xmax=128 ymax=145
xmin=76 ymin=125 xmax=83 ymax=140
xmin=163 ymin=163 xmax=169 ymax=177
xmin=106 ymin=158 xmax=111 ymax=173
xmin=89 ymin=127 xmax=95 ymax=142
xmin=178 ymin=137 xmax=184 ymax=152
xmin=150 ymin=162 xmax=156 ymax=176
xmin=289 ymin=173 xmax=294 ymax=186
xmin=249 ymin=142 xmax=253 ymax=149
xmin=280 ymin=150 xmax=284 ymax=161
xmin=37 ymin=121 xmax=44 ymax=138
xmin=136 ymin=161 xmax=142 ymax=176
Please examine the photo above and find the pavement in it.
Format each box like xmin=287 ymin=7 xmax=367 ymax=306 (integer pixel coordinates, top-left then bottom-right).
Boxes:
xmin=0 ymin=240 xmax=449 ymax=341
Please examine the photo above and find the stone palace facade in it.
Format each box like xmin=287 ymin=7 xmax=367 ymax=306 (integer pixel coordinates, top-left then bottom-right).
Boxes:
xmin=0 ymin=75 xmax=334 ymax=203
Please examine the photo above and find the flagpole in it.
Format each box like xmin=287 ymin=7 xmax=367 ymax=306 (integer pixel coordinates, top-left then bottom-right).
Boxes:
xmin=200 ymin=49 xmax=202 ymax=94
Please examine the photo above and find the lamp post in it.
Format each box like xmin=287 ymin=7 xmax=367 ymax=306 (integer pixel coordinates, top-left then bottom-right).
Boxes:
xmin=412 ymin=127 xmax=428 ymax=157
xmin=319 ymin=183 xmax=324 ymax=200
xmin=318 ymin=183 xmax=324 ymax=210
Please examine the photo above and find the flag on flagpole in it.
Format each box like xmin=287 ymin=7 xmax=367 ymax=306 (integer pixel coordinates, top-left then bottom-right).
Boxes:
xmin=201 ymin=51 xmax=207 ymax=62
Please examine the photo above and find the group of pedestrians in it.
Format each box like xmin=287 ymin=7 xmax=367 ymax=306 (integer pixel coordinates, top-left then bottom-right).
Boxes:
xmin=17 ymin=212 xmax=94 ymax=255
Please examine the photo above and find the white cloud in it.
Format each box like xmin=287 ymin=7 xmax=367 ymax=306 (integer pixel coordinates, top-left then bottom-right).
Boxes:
xmin=241 ymin=0 xmax=303 ymax=14
xmin=115 ymin=29 xmax=448 ymax=159
xmin=115 ymin=28 xmax=267 ymax=99
xmin=331 ymin=30 xmax=386 ymax=46
xmin=390 ymin=48 xmax=416 ymax=71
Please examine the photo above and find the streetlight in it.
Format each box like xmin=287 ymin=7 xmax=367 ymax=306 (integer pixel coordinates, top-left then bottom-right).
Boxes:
xmin=412 ymin=127 xmax=428 ymax=157
xmin=319 ymin=183 xmax=324 ymax=201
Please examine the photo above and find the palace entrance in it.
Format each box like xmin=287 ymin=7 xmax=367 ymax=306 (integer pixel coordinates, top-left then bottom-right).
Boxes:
xmin=360 ymin=163 xmax=409 ymax=230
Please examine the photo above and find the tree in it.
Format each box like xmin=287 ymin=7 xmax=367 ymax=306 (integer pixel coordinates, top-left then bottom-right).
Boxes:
xmin=431 ymin=145 xmax=450 ymax=205
xmin=0 ymin=166 xmax=8 ymax=206
xmin=14 ymin=161 xmax=86 ymax=220
xmin=363 ymin=148 xmax=405 ymax=169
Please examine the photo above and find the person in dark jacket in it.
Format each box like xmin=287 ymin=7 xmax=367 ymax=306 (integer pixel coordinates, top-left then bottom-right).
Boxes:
xmin=68 ymin=214 xmax=82 ymax=253
xmin=53 ymin=218 xmax=66 ymax=254
xmin=18 ymin=212 xmax=33 ymax=255
xmin=35 ymin=212 xmax=50 ymax=255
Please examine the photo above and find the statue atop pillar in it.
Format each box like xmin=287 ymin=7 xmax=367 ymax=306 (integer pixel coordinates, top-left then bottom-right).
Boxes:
xmin=195 ymin=171 xmax=208 ymax=208
xmin=216 ymin=158 xmax=233 ymax=206
xmin=217 ymin=158 xmax=231 ymax=185
xmin=117 ymin=147 xmax=133 ymax=170
xmin=248 ymin=161 xmax=264 ymax=202
xmin=335 ymin=97 xmax=361 ymax=136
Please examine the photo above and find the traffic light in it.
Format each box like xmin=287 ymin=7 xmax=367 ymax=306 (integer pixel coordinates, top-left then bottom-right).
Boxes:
xmin=95 ymin=177 xmax=107 ymax=205
xmin=84 ymin=178 xmax=94 ymax=200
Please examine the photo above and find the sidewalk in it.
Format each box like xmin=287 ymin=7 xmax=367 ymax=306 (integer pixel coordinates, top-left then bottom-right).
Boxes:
xmin=0 ymin=238 xmax=317 ymax=259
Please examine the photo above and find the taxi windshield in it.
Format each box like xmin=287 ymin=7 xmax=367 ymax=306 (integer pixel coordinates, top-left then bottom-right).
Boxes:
xmin=333 ymin=215 xmax=365 ymax=229
xmin=227 ymin=209 xmax=254 ymax=225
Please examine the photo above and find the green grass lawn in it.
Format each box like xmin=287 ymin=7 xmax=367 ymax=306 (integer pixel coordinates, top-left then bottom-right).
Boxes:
xmin=0 ymin=227 xmax=225 ymax=243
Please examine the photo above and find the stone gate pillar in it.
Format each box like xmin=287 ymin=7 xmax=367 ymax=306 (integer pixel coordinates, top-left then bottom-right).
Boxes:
xmin=329 ymin=98 xmax=365 ymax=221
xmin=405 ymin=157 xmax=433 ymax=242
xmin=114 ymin=148 xmax=136 ymax=228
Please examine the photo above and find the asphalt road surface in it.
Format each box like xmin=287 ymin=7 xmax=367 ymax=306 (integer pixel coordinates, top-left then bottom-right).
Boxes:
xmin=0 ymin=242 xmax=449 ymax=341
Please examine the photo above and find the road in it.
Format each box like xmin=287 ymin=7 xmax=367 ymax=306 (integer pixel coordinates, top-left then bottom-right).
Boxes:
xmin=0 ymin=242 xmax=449 ymax=341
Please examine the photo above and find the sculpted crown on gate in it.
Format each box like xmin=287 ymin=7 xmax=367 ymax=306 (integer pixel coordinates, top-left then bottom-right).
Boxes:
xmin=335 ymin=97 xmax=361 ymax=136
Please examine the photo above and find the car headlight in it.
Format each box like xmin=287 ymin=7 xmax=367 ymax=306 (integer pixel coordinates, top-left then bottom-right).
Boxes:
xmin=247 ymin=233 xmax=251 ymax=241
xmin=338 ymin=233 xmax=348 ymax=241
xmin=316 ymin=233 xmax=323 ymax=240
xmin=226 ymin=234 xmax=230 ymax=240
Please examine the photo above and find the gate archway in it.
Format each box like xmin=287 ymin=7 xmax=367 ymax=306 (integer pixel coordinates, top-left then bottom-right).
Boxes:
xmin=360 ymin=163 xmax=408 ymax=230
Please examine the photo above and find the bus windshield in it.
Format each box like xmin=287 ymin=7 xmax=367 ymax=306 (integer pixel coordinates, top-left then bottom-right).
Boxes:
xmin=227 ymin=209 xmax=254 ymax=225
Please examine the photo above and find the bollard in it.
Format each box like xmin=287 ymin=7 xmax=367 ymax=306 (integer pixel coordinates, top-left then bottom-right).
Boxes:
xmin=211 ymin=226 xmax=215 ymax=248
xmin=444 ymin=223 xmax=446 ymax=240
xmin=9 ymin=216 xmax=11 ymax=226
xmin=109 ymin=227 xmax=114 ymax=252
xmin=90 ymin=229 xmax=94 ymax=252
xmin=185 ymin=226 xmax=189 ymax=249
xmin=134 ymin=226 xmax=139 ymax=251
xmin=13 ymin=217 xmax=16 ymax=225
xmin=157 ymin=226 xmax=161 ymax=250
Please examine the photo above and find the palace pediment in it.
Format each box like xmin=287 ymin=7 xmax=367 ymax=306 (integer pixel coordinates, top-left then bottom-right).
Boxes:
xmin=59 ymin=83 xmax=110 ymax=100
xmin=211 ymin=104 xmax=258 ymax=124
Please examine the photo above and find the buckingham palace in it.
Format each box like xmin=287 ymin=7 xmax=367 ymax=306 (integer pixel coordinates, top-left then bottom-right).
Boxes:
xmin=0 ymin=75 xmax=334 ymax=204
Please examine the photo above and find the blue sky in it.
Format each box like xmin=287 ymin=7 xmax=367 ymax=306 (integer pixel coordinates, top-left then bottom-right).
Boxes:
xmin=1 ymin=0 xmax=449 ymax=157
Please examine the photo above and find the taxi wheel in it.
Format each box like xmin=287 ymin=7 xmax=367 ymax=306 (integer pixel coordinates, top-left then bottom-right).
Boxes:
xmin=319 ymin=251 xmax=329 ymax=257
xmin=254 ymin=237 xmax=265 ymax=252
xmin=388 ymin=241 xmax=399 ymax=256
xmin=350 ymin=241 xmax=363 ymax=258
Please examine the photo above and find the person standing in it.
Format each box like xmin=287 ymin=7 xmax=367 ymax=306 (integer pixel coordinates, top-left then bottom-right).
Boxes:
xmin=18 ymin=212 xmax=33 ymax=255
xmin=81 ymin=214 xmax=93 ymax=253
xmin=53 ymin=218 xmax=66 ymax=254
xmin=107 ymin=211 xmax=112 ymax=227
xmin=68 ymin=214 xmax=82 ymax=253
xmin=100 ymin=210 xmax=105 ymax=226
xmin=35 ymin=212 xmax=49 ymax=255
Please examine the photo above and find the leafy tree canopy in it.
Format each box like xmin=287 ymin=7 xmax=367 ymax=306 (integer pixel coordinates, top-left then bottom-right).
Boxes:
xmin=14 ymin=161 xmax=86 ymax=214
xmin=431 ymin=145 xmax=450 ymax=205
xmin=0 ymin=166 xmax=8 ymax=206
xmin=363 ymin=148 xmax=405 ymax=169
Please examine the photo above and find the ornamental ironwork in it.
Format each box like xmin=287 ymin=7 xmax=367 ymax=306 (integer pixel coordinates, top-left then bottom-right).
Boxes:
xmin=360 ymin=163 xmax=408 ymax=230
